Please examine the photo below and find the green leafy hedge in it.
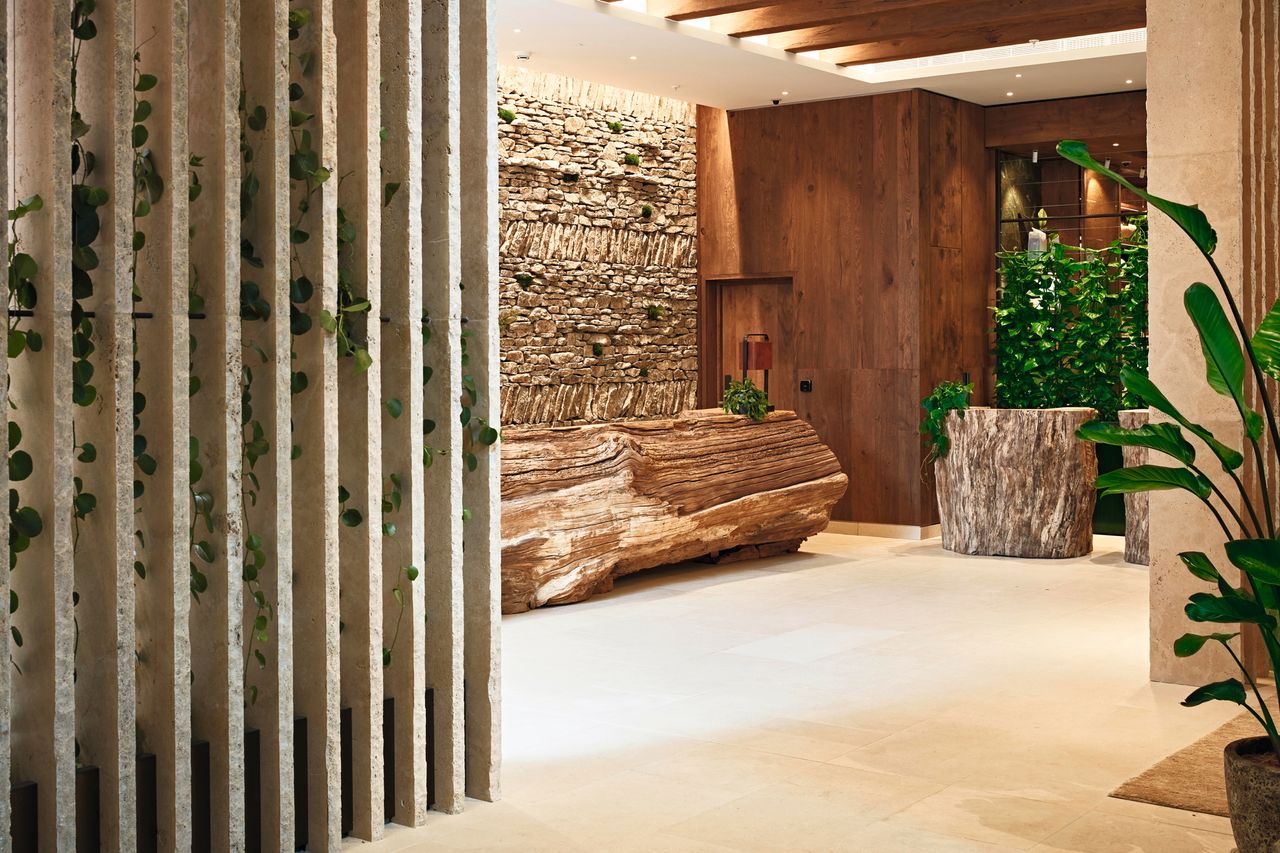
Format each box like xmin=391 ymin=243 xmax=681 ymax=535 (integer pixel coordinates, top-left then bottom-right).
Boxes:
xmin=994 ymin=217 xmax=1148 ymax=420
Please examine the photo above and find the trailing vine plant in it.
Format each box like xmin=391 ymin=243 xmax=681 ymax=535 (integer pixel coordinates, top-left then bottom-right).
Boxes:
xmin=238 ymin=75 xmax=275 ymax=704
xmin=70 ymin=1 xmax=105 ymax=556
xmin=130 ymin=47 xmax=163 ymax=583
xmin=6 ymin=194 xmax=46 ymax=664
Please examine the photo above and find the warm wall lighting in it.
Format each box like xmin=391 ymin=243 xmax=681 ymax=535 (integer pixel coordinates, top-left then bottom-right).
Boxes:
xmin=1015 ymin=73 xmax=1022 ymax=78
xmin=781 ymin=90 xmax=789 ymax=95
xmin=1125 ymin=78 xmax=1134 ymax=84
xmin=1112 ymin=142 xmax=1120 ymax=147
xmin=1006 ymin=91 xmax=1014 ymax=97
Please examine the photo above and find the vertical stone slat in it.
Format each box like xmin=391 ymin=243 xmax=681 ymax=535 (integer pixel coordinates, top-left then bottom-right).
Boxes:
xmin=290 ymin=0 xmax=342 ymax=845
xmin=0 ymin=0 xmax=10 ymax=837
xmin=239 ymin=1 xmax=294 ymax=848
xmin=379 ymin=0 xmax=429 ymax=826
xmin=131 ymin=0 xmax=193 ymax=847
xmin=9 ymin=0 xmax=77 ymax=846
xmin=421 ymin=0 xmax=465 ymax=815
xmin=459 ymin=0 xmax=501 ymax=801
xmin=187 ymin=0 xmax=244 ymax=848
xmin=70 ymin=0 xmax=136 ymax=848
xmin=334 ymin=0 xmax=384 ymax=839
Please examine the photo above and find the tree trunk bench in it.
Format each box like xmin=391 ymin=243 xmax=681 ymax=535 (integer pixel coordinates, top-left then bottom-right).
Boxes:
xmin=500 ymin=409 xmax=848 ymax=613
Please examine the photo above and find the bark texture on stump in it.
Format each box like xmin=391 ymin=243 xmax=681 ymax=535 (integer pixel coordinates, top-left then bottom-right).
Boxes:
xmin=501 ymin=409 xmax=848 ymax=612
xmin=1118 ymin=409 xmax=1150 ymax=565
xmin=934 ymin=407 xmax=1098 ymax=558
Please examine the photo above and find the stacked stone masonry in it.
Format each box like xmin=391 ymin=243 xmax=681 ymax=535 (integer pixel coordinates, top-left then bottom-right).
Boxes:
xmin=497 ymin=67 xmax=698 ymax=425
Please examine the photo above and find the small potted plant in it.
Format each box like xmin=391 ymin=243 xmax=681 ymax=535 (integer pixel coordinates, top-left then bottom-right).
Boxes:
xmin=721 ymin=377 xmax=769 ymax=422
xmin=1062 ymin=139 xmax=1280 ymax=853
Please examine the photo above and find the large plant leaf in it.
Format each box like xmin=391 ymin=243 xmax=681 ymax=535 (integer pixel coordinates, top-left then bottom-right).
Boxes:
xmin=1224 ymin=539 xmax=1280 ymax=585
xmin=1185 ymin=591 xmax=1274 ymax=626
xmin=1181 ymin=679 xmax=1248 ymax=708
xmin=1184 ymin=283 xmax=1264 ymax=440
xmin=1057 ymin=140 xmax=1217 ymax=256
xmin=1095 ymin=465 xmax=1211 ymax=499
xmin=1122 ymin=368 xmax=1244 ymax=470
xmin=1174 ymin=632 xmax=1241 ymax=658
xmin=1179 ymin=551 xmax=1224 ymax=582
xmin=1076 ymin=420 xmax=1195 ymax=465
xmin=1251 ymin=297 xmax=1280 ymax=382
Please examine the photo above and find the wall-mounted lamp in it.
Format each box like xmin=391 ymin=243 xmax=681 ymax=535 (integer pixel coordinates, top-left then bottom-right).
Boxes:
xmin=1104 ymin=158 xmax=1111 ymax=169
xmin=1031 ymin=149 xmax=1039 ymax=164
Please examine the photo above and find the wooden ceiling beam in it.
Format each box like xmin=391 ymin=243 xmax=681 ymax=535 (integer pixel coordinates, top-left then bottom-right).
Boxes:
xmin=645 ymin=0 xmax=779 ymax=21
xmin=772 ymin=0 xmax=1144 ymax=53
xmin=824 ymin=5 xmax=1145 ymax=65
xmin=708 ymin=0 xmax=947 ymax=38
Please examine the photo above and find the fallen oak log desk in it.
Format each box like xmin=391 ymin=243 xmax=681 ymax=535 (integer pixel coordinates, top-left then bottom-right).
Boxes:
xmin=500 ymin=409 xmax=849 ymax=613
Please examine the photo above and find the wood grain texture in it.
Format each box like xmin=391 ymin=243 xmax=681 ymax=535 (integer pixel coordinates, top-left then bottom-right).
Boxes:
xmin=934 ymin=407 xmax=1098 ymax=558
xmin=501 ymin=410 xmax=847 ymax=613
xmin=697 ymin=92 xmax=988 ymax=526
xmin=769 ymin=0 xmax=1142 ymax=52
xmin=1118 ymin=409 xmax=1149 ymax=566
xmin=984 ymin=92 xmax=1147 ymax=151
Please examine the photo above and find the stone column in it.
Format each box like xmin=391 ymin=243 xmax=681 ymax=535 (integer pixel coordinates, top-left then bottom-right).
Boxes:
xmin=1147 ymin=0 xmax=1246 ymax=684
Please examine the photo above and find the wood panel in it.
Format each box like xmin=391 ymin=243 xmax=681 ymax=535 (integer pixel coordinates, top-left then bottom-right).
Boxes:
xmin=697 ymin=90 xmax=988 ymax=526
xmin=984 ymin=91 xmax=1147 ymax=150
xmin=714 ymin=278 xmax=796 ymax=413
xmin=769 ymin=0 xmax=1141 ymax=53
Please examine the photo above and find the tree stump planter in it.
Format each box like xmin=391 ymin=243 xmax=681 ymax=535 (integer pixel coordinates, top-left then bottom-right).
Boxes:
xmin=934 ymin=407 xmax=1098 ymax=558
xmin=1118 ymin=408 xmax=1150 ymax=565
xmin=500 ymin=409 xmax=848 ymax=613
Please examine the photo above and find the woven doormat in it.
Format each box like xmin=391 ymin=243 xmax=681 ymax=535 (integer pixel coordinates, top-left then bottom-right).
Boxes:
xmin=1110 ymin=713 xmax=1257 ymax=817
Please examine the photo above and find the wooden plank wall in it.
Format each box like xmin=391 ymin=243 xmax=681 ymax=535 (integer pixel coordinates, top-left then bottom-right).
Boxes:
xmin=697 ymin=92 xmax=988 ymax=527
xmin=2 ymin=1 xmax=501 ymax=848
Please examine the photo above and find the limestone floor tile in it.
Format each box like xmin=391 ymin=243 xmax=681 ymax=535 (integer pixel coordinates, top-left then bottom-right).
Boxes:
xmin=883 ymin=785 xmax=1096 ymax=849
xmin=361 ymin=533 xmax=1250 ymax=852
xmin=723 ymin=622 xmax=904 ymax=663
xmin=632 ymin=739 xmax=820 ymax=795
xmin=1031 ymin=810 xmax=1236 ymax=853
xmin=664 ymin=764 xmax=945 ymax=852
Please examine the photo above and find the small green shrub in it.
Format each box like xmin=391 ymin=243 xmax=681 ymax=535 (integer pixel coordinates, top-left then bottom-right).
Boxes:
xmin=640 ymin=204 xmax=653 ymax=219
xmin=592 ymin=342 xmax=604 ymax=357
xmin=607 ymin=120 xmax=623 ymax=133
xmin=638 ymin=367 xmax=649 ymax=378
xmin=514 ymin=272 xmax=534 ymax=289
xmin=645 ymin=304 xmax=664 ymax=321
xmin=920 ymin=381 xmax=973 ymax=464
xmin=624 ymin=152 xmax=640 ymax=166
xmin=721 ymin=377 xmax=769 ymax=422
xmin=497 ymin=107 xmax=516 ymax=124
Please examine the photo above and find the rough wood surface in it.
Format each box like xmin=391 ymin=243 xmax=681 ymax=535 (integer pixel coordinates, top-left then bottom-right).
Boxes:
xmin=501 ymin=409 xmax=848 ymax=612
xmin=935 ymin=407 xmax=1098 ymax=558
xmin=1118 ymin=409 xmax=1150 ymax=565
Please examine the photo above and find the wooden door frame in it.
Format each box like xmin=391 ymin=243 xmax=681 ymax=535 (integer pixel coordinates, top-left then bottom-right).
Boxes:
xmin=698 ymin=272 xmax=795 ymax=409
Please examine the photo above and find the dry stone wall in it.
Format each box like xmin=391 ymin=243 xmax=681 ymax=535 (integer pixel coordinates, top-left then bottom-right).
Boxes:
xmin=497 ymin=67 xmax=698 ymax=425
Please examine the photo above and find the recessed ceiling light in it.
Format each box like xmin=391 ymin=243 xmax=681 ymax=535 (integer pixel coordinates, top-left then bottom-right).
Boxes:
xmin=513 ymin=28 xmax=521 ymax=33
xmin=1015 ymin=73 xmax=1022 ymax=78
xmin=1006 ymin=91 xmax=1014 ymax=97
xmin=781 ymin=91 xmax=789 ymax=95
xmin=1125 ymin=79 xmax=1134 ymax=84
xmin=1112 ymin=142 xmax=1120 ymax=147
xmin=629 ymin=55 xmax=638 ymax=60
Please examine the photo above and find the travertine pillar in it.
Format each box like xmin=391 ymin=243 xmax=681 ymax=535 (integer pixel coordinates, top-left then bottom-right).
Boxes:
xmin=1147 ymin=0 xmax=1246 ymax=684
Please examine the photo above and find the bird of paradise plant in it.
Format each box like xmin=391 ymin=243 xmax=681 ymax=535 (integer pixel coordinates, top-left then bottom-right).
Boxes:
xmin=1063 ymin=140 xmax=1280 ymax=759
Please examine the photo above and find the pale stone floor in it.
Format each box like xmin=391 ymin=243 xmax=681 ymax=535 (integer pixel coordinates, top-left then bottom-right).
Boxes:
xmin=361 ymin=533 xmax=1242 ymax=852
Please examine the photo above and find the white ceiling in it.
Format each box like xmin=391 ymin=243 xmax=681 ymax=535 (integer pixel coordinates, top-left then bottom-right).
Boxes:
xmin=494 ymin=0 xmax=1147 ymax=110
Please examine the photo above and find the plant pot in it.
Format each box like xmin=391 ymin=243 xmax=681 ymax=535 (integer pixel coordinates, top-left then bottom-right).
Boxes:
xmin=1225 ymin=736 xmax=1280 ymax=853
xmin=934 ymin=407 xmax=1097 ymax=558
